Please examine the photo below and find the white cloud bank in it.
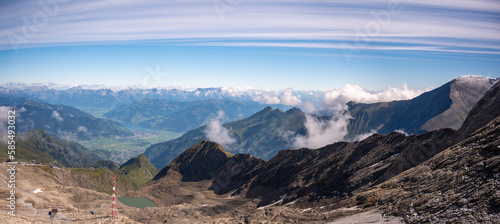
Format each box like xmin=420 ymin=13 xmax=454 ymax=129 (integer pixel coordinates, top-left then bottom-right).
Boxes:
xmin=253 ymin=94 xmax=281 ymax=105
xmin=280 ymin=88 xmax=302 ymax=106
xmin=0 ymin=106 xmax=14 ymax=142
xmin=51 ymin=111 xmax=64 ymax=122
xmin=292 ymin=83 xmax=424 ymax=149
xmin=293 ymin=112 xmax=351 ymax=149
xmin=204 ymin=110 xmax=237 ymax=150
xmin=323 ymin=83 xmax=424 ymax=110
xmin=252 ymin=88 xmax=302 ymax=106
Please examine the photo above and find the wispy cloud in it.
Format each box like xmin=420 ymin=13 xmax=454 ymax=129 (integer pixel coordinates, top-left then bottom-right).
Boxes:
xmin=51 ymin=111 xmax=63 ymax=122
xmin=204 ymin=110 xmax=237 ymax=150
xmin=293 ymin=112 xmax=351 ymax=149
xmin=1 ymin=0 xmax=498 ymax=58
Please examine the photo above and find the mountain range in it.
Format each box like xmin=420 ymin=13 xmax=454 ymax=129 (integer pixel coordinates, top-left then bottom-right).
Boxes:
xmin=144 ymin=76 xmax=496 ymax=170
xmin=358 ymin=80 xmax=500 ymax=223
xmin=144 ymin=106 xmax=306 ymax=169
xmin=0 ymin=84 xmax=294 ymax=109
xmin=0 ymin=77 xmax=498 ymax=223
xmin=131 ymin=77 xmax=500 ymax=223
xmin=0 ymin=97 xmax=133 ymax=140
xmin=104 ymin=98 xmax=273 ymax=132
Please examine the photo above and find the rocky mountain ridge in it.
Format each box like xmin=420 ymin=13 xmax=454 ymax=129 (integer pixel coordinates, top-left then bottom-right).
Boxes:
xmin=346 ymin=76 xmax=496 ymax=139
xmin=0 ymin=129 xmax=103 ymax=167
xmin=144 ymin=106 xmax=306 ymax=169
xmin=135 ymin=80 xmax=500 ymax=223
xmin=0 ymin=97 xmax=133 ymax=140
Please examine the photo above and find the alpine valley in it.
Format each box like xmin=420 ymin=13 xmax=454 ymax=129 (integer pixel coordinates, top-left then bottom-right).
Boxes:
xmin=0 ymin=75 xmax=498 ymax=223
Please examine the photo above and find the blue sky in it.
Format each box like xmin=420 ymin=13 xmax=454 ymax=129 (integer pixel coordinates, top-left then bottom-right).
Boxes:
xmin=0 ymin=0 xmax=499 ymax=91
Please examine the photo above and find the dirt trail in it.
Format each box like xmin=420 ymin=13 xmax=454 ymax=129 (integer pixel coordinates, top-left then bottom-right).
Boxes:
xmin=0 ymin=164 xmax=138 ymax=223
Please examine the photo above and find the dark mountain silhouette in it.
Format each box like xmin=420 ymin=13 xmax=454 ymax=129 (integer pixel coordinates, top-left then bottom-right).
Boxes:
xmin=153 ymin=140 xmax=233 ymax=182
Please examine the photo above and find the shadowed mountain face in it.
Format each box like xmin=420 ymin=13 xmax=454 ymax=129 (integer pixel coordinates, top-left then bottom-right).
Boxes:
xmin=153 ymin=140 xmax=233 ymax=182
xmin=0 ymin=97 xmax=133 ymax=140
xmin=149 ymin=128 xmax=456 ymax=207
xmin=240 ymin=129 xmax=456 ymax=206
xmin=346 ymin=76 xmax=496 ymax=140
xmin=145 ymin=106 xmax=306 ymax=169
xmin=359 ymin=115 xmax=500 ymax=223
xmin=455 ymin=79 xmax=500 ymax=142
xmin=0 ymin=129 xmax=103 ymax=167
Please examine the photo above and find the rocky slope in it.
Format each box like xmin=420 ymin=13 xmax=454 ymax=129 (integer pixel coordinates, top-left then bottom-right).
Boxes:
xmin=144 ymin=127 xmax=456 ymax=209
xmin=218 ymin=128 xmax=455 ymax=207
xmin=117 ymin=154 xmax=159 ymax=188
xmin=346 ymin=76 xmax=495 ymax=139
xmin=0 ymin=165 xmax=138 ymax=224
xmin=357 ymin=115 xmax=500 ymax=223
xmin=420 ymin=76 xmax=496 ymax=131
xmin=351 ymin=79 xmax=500 ymax=223
xmin=153 ymin=140 xmax=233 ymax=182
xmin=49 ymin=153 xmax=158 ymax=194
xmin=0 ymin=129 xmax=102 ymax=167
xmin=455 ymin=78 xmax=500 ymax=142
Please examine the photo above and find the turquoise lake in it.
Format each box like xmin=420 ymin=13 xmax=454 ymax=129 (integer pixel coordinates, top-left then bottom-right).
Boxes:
xmin=118 ymin=197 xmax=158 ymax=208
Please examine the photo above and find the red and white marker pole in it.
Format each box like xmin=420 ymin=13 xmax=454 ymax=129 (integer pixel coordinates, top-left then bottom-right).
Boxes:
xmin=110 ymin=177 xmax=118 ymax=219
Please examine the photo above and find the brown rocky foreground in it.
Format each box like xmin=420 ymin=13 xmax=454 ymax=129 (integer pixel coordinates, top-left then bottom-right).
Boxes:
xmin=0 ymin=164 xmax=402 ymax=223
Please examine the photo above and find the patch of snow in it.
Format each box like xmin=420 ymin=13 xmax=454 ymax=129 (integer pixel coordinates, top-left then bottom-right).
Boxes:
xmin=33 ymin=188 xmax=43 ymax=194
xmin=282 ymin=197 xmax=302 ymax=206
xmin=300 ymin=208 xmax=313 ymax=213
xmin=257 ymin=194 xmax=287 ymax=210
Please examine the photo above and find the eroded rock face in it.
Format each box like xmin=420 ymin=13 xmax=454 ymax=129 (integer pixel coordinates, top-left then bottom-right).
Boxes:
xmin=346 ymin=76 xmax=496 ymax=140
xmin=358 ymin=116 xmax=500 ymax=223
xmin=209 ymin=153 xmax=264 ymax=195
xmin=455 ymin=79 xmax=500 ymax=142
xmin=420 ymin=76 xmax=496 ymax=131
xmin=153 ymin=140 xmax=233 ymax=182
xmin=240 ymin=129 xmax=455 ymax=207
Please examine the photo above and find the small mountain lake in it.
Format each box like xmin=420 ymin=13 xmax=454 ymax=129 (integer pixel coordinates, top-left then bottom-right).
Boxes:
xmin=118 ymin=197 xmax=158 ymax=208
